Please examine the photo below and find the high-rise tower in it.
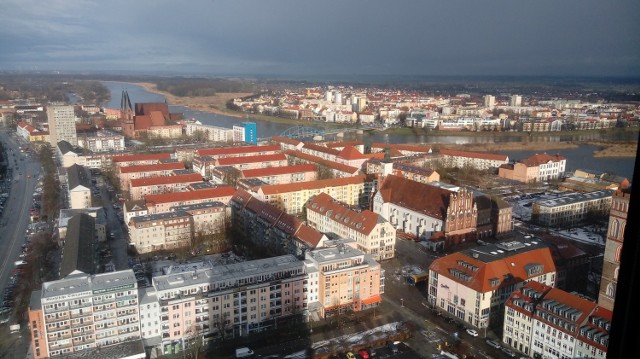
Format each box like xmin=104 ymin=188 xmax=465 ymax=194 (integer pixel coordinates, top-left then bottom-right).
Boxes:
xmin=47 ymin=105 xmax=77 ymax=146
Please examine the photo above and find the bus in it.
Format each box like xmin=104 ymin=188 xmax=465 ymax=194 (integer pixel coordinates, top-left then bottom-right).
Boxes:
xmin=407 ymin=272 xmax=429 ymax=286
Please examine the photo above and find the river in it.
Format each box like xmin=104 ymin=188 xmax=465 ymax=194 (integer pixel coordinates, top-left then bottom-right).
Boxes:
xmin=102 ymin=81 xmax=637 ymax=179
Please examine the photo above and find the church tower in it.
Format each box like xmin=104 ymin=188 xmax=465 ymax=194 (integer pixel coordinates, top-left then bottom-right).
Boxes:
xmin=598 ymin=190 xmax=631 ymax=311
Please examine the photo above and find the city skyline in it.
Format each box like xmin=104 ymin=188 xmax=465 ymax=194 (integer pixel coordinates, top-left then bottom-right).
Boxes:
xmin=1 ymin=0 xmax=639 ymax=78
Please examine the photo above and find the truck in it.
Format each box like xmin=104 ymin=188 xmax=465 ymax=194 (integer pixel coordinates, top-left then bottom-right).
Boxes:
xmin=235 ymin=347 xmax=254 ymax=358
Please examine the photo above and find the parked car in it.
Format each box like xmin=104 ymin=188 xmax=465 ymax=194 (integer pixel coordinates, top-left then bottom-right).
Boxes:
xmin=486 ymin=339 xmax=501 ymax=349
xmin=358 ymin=349 xmax=370 ymax=359
xmin=466 ymin=328 xmax=479 ymax=337
xmin=501 ymin=347 xmax=516 ymax=357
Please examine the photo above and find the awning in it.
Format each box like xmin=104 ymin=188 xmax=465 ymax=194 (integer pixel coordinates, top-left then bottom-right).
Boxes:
xmin=361 ymin=294 xmax=382 ymax=306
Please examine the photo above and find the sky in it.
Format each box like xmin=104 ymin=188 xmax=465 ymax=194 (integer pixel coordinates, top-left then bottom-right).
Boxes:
xmin=1 ymin=0 xmax=639 ymax=78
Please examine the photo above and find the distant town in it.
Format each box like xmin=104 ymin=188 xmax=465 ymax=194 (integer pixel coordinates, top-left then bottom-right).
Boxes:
xmin=0 ymin=77 xmax=637 ymax=359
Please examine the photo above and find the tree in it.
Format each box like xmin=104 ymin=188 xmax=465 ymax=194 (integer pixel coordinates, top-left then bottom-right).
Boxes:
xmin=317 ymin=164 xmax=334 ymax=180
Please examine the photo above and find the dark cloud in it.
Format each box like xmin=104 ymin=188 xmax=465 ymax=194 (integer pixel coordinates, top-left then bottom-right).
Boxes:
xmin=1 ymin=0 xmax=638 ymax=77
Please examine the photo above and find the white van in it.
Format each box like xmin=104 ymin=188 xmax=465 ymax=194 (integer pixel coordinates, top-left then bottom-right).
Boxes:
xmin=235 ymin=347 xmax=254 ymax=358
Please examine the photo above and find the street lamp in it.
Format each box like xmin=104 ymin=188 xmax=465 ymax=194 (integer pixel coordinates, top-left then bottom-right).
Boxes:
xmin=401 ymin=298 xmax=404 ymax=307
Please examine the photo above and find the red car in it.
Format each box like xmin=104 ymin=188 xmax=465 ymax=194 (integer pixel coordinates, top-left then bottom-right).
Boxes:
xmin=358 ymin=349 xmax=370 ymax=359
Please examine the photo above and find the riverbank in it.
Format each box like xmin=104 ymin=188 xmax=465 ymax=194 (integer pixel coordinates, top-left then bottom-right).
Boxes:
xmin=591 ymin=141 xmax=639 ymax=158
xmin=435 ymin=141 xmax=579 ymax=153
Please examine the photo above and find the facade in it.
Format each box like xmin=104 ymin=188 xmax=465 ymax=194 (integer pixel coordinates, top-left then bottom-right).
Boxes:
xmin=170 ymin=201 xmax=230 ymax=235
xmin=438 ymin=149 xmax=509 ymax=171
xmin=304 ymin=242 xmax=384 ymax=319
xmin=129 ymin=173 xmax=203 ymax=200
xmin=118 ymin=162 xmax=185 ymax=192
xmin=230 ymin=189 xmax=328 ymax=257
xmin=28 ymin=270 xmax=141 ymax=358
xmin=128 ymin=212 xmax=193 ymax=253
xmin=285 ymin=149 xmax=361 ymax=178
xmin=185 ymin=121 xmax=234 ymax=142
xmin=112 ymin=153 xmax=173 ymax=167
xmin=499 ymin=153 xmax=566 ymax=184
xmin=531 ymin=190 xmax=612 ymax=228
xmin=504 ymin=282 xmax=611 ymax=359
xmin=215 ymin=153 xmax=288 ymax=170
xmin=232 ymin=122 xmax=257 ymax=144
xmin=253 ymin=175 xmax=369 ymax=215
xmin=152 ymin=255 xmax=305 ymax=352
xmin=428 ymin=240 xmax=556 ymax=332
xmin=47 ymin=105 xmax=78 ymax=146
xmin=598 ymin=190 xmax=630 ymax=311
xmin=373 ymin=175 xmax=477 ymax=245
xmin=240 ymin=164 xmax=318 ymax=185
xmin=366 ymin=159 xmax=440 ymax=184
xmin=67 ymin=164 xmax=92 ymax=209
xmin=77 ymin=132 xmax=125 ymax=152
xmin=143 ymin=186 xmax=236 ymax=214
xmin=306 ymin=193 xmax=396 ymax=260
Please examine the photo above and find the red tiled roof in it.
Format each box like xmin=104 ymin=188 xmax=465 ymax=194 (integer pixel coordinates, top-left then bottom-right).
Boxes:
xmin=324 ymin=141 xmax=364 ymax=149
xmin=241 ymin=164 xmax=317 ymax=178
xmin=439 ymin=148 xmax=508 ymax=162
xmin=217 ymin=153 xmax=286 ymax=166
xmin=520 ymin=153 xmax=566 ymax=167
xmin=285 ymin=150 xmax=360 ymax=174
xmin=271 ymin=137 xmax=303 ymax=146
xmin=146 ymin=186 xmax=236 ymax=205
xmin=429 ymin=247 xmax=556 ymax=293
xmin=302 ymin=143 xmax=341 ymax=156
xmin=294 ymin=223 xmax=325 ymax=248
xmin=337 ymin=146 xmax=366 ymax=160
xmin=119 ymin=162 xmax=184 ymax=174
xmin=307 ymin=193 xmax=384 ymax=235
xmin=258 ymin=175 xmax=366 ymax=195
xmin=197 ymin=145 xmax=281 ymax=157
xmin=112 ymin=153 xmax=172 ymax=163
xmin=378 ymin=175 xmax=452 ymax=219
xmin=130 ymin=173 xmax=203 ymax=187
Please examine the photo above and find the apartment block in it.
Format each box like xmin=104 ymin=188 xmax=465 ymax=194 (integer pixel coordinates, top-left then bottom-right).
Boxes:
xmin=438 ymin=149 xmax=509 ymax=171
xmin=66 ymin=164 xmax=92 ymax=209
xmin=28 ymin=270 xmax=142 ymax=358
xmin=240 ymin=164 xmax=318 ymax=185
xmin=531 ymin=190 xmax=612 ymax=228
xmin=129 ymin=172 xmax=203 ymax=200
xmin=184 ymin=121 xmax=234 ymax=142
xmin=366 ymin=159 xmax=440 ymax=184
xmin=304 ymin=241 xmax=384 ymax=319
xmin=215 ymin=153 xmax=287 ymax=171
xmin=142 ymin=186 xmax=236 ymax=214
xmin=285 ymin=149 xmax=361 ymax=178
xmin=504 ymin=282 xmax=611 ymax=359
xmin=428 ymin=240 xmax=556 ymax=332
xmin=253 ymin=175 xmax=369 ymax=215
xmin=128 ymin=212 xmax=193 ymax=254
xmin=47 ymin=105 xmax=77 ymax=146
xmin=499 ymin=153 xmax=566 ymax=184
xmin=77 ymin=132 xmax=125 ymax=153
xmin=306 ymin=193 xmax=396 ymax=260
xmin=118 ymin=162 xmax=185 ymax=192
xmin=111 ymin=153 xmax=173 ymax=168
xmin=151 ymin=255 xmax=307 ymax=354
xmin=230 ymin=189 xmax=328 ymax=257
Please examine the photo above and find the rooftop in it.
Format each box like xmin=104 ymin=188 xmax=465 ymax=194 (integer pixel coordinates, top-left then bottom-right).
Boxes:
xmin=534 ymin=190 xmax=613 ymax=208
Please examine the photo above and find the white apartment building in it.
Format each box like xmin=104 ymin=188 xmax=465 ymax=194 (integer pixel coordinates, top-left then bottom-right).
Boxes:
xmin=47 ymin=105 xmax=78 ymax=146
xmin=128 ymin=212 xmax=193 ymax=254
xmin=66 ymin=164 xmax=92 ymax=209
xmin=28 ymin=270 xmax=143 ymax=359
xmin=504 ymin=281 xmax=612 ymax=359
xmin=439 ymin=149 xmax=509 ymax=171
xmin=428 ymin=240 xmax=556 ymax=333
xmin=306 ymin=193 xmax=396 ymax=260
xmin=484 ymin=95 xmax=495 ymax=108
xmin=77 ymin=132 xmax=125 ymax=152
xmin=185 ymin=121 xmax=234 ymax=142
xmin=531 ymin=190 xmax=613 ymax=228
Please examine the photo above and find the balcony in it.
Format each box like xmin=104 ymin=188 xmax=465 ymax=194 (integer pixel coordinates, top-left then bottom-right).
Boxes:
xmin=70 ymin=311 xmax=92 ymax=319
xmin=70 ymin=302 xmax=92 ymax=310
